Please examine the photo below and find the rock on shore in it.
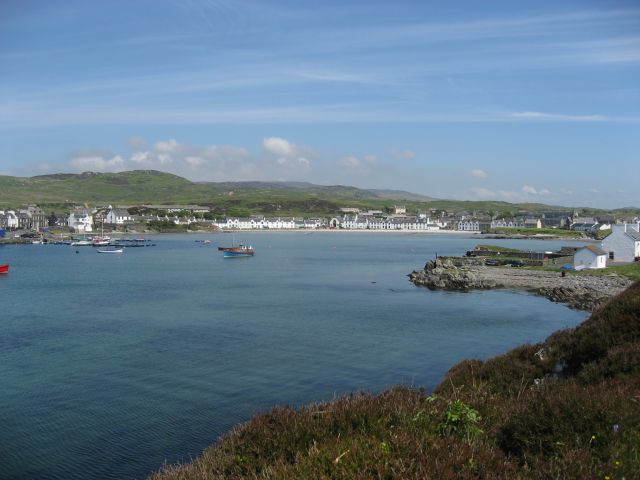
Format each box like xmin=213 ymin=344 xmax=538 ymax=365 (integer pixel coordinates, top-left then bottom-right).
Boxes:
xmin=409 ymin=257 xmax=632 ymax=311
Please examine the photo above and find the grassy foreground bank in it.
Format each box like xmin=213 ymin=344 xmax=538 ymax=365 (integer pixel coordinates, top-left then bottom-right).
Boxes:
xmin=151 ymin=283 xmax=640 ymax=479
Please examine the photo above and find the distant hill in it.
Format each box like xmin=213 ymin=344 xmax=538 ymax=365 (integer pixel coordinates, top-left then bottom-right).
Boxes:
xmin=0 ymin=170 xmax=636 ymax=217
xmin=0 ymin=170 xmax=204 ymax=205
xmin=198 ymin=180 xmax=435 ymax=202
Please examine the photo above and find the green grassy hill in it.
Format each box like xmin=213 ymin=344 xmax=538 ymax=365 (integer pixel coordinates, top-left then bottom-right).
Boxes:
xmin=151 ymin=282 xmax=640 ymax=479
xmin=1 ymin=170 xmax=637 ymax=218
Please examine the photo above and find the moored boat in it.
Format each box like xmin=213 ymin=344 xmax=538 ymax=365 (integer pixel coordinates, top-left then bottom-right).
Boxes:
xmin=222 ymin=245 xmax=254 ymax=257
xmin=92 ymin=237 xmax=111 ymax=246
xmin=71 ymin=240 xmax=92 ymax=246
xmin=96 ymin=247 xmax=123 ymax=254
xmin=0 ymin=264 xmax=9 ymax=274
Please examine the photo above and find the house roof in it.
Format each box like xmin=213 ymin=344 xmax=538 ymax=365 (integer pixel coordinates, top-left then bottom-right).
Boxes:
xmin=626 ymin=229 xmax=640 ymax=241
xmin=579 ymin=245 xmax=607 ymax=256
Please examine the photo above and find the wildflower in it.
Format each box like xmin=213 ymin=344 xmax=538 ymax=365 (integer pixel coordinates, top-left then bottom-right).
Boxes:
xmin=613 ymin=423 xmax=620 ymax=433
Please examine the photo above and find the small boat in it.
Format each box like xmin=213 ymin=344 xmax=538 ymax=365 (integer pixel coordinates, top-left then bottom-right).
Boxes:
xmin=222 ymin=244 xmax=254 ymax=257
xmin=0 ymin=264 xmax=9 ymax=274
xmin=92 ymin=238 xmax=111 ymax=246
xmin=71 ymin=240 xmax=92 ymax=247
xmin=97 ymin=248 xmax=123 ymax=254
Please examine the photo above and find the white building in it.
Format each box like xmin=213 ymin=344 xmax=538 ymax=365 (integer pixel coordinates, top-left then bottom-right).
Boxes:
xmin=0 ymin=210 xmax=19 ymax=229
xmin=457 ymin=220 xmax=480 ymax=231
xmin=105 ymin=208 xmax=133 ymax=225
xmin=491 ymin=219 xmax=525 ymax=228
xmin=601 ymin=223 xmax=640 ymax=263
xmin=574 ymin=245 xmax=607 ymax=269
xmin=68 ymin=210 xmax=93 ymax=233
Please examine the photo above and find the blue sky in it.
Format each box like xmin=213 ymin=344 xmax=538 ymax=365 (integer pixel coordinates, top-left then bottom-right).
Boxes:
xmin=0 ymin=0 xmax=638 ymax=208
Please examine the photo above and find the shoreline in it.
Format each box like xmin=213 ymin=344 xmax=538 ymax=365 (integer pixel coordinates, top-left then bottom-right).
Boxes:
xmin=409 ymin=256 xmax=632 ymax=311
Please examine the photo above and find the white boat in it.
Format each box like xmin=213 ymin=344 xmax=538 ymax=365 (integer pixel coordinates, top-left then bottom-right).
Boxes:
xmin=71 ymin=240 xmax=92 ymax=246
xmin=96 ymin=248 xmax=123 ymax=254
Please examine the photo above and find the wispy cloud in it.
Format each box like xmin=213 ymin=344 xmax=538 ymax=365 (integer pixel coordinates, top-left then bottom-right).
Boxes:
xmin=337 ymin=155 xmax=377 ymax=174
xmin=387 ymin=149 xmax=416 ymax=160
xmin=510 ymin=111 xmax=608 ymax=122
xmin=470 ymin=169 xmax=487 ymax=179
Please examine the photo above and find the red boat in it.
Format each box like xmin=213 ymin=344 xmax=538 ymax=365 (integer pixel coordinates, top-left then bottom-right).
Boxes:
xmin=221 ymin=245 xmax=255 ymax=257
xmin=0 ymin=264 xmax=9 ymax=274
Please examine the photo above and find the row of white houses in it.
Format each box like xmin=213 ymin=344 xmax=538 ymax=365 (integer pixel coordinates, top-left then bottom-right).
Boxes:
xmin=212 ymin=214 xmax=445 ymax=231
xmin=457 ymin=218 xmax=542 ymax=231
xmin=332 ymin=214 xmax=443 ymax=230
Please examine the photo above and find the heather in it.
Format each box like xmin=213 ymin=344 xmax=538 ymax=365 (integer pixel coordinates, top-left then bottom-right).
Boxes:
xmin=152 ymin=282 xmax=640 ymax=480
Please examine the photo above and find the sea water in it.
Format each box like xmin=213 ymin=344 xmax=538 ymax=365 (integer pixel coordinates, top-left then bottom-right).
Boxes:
xmin=0 ymin=233 xmax=588 ymax=479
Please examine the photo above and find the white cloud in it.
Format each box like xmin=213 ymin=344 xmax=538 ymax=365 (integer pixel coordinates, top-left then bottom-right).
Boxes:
xmin=130 ymin=151 xmax=150 ymax=163
xmin=157 ymin=153 xmax=173 ymax=165
xmin=470 ymin=169 xmax=487 ymax=178
xmin=154 ymin=139 xmax=180 ymax=153
xmin=64 ymin=139 xmax=256 ymax=180
xmin=185 ymin=156 xmax=204 ymax=167
xmin=263 ymin=137 xmax=296 ymax=157
xmin=69 ymin=154 xmax=125 ymax=172
xmin=263 ymin=137 xmax=314 ymax=172
xmin=338 ymin=155 xmax=377 ymax=174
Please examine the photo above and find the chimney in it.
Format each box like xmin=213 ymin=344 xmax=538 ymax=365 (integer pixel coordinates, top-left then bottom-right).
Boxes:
xmin=625 ymin=223 xmax=627 ymax=233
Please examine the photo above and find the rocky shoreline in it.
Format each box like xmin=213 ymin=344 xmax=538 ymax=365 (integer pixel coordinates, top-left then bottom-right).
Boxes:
xmin=409 ymin=257 xmax=632 ymax=311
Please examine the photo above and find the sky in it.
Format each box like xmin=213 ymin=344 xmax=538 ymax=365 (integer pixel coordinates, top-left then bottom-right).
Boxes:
xmin=0 ymin=0 xmax=639 ymax=209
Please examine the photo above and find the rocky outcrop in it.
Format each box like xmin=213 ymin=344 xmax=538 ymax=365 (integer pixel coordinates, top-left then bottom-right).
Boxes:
xmin=409 ymin=257 xmax=632 ymax=311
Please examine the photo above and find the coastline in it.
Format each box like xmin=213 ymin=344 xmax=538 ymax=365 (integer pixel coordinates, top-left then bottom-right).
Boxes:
xmin=409 ymin=256 xmax=632 ymax=311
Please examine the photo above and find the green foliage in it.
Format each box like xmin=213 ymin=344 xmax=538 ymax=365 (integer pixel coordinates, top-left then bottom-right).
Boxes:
xmin=147 ymin=220 xmax=189 ymax=231
xmin=474 ymin=244 xmax=524 ymax=253
xmin=487 ymin=227 xmax=585 ymax=238
xmin=438 ymin=399 xmax=483 ymax=441
xmin=572 ymin=262 xmax=640 ymax=282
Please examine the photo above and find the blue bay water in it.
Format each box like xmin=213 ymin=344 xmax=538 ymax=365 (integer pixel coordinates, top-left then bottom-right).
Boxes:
xmin=1 ymin=233 xmax=588 ymax=480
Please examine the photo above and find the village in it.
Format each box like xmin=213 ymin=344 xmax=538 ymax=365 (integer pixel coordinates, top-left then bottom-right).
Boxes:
xmin=1 ymin=203 xmax=639 ymax=269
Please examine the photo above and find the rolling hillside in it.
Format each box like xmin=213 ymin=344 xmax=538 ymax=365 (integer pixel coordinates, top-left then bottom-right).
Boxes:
xmin=0 ymin=170 xmax=637 ymax=217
